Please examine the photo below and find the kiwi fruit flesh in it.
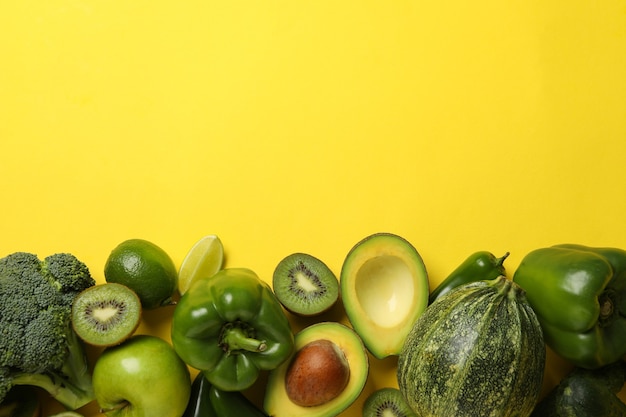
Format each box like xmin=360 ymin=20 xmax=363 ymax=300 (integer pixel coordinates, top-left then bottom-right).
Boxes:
xmin=363 ymin=387 xmax=417 ymax=417
xmin=272 ymin=253 xmax=339 ymax=316
xmin=71 ymin=283 xmax=142 ymax=347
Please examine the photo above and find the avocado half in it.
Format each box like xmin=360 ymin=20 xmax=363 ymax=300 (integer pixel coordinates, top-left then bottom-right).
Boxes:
xmin=340 ymin=233 xmax=429 ymax=359
xmin=264 ymin=322 xmax=369 ymax=417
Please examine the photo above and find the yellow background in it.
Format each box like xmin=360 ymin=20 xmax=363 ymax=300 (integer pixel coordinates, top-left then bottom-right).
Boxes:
xmin=2 ymin=0 xmax=626 ymax=415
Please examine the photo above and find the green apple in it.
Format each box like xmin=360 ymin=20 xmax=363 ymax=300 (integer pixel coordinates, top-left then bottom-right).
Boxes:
xmin=93 ymin=335 xmax=191 ymax=417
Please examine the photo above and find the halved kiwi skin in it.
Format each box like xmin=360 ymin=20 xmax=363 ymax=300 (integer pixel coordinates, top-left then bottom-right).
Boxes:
xmin=71 ymin=283 xmax=142 ymax=347
xmin=362 ymin=387 xmax=417 ymax=417
xmin=272 ymin=253 xmax=339 ymax=317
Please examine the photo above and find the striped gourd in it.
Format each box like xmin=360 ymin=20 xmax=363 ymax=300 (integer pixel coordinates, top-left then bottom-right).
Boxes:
xmin=397 ymin=276 xmax=545 ymax=417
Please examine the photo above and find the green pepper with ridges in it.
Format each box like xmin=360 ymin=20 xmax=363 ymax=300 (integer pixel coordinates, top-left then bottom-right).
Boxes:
xmin=428 ymin=251 xmax=509 ymax=304
xmin=513 ymin=244 xmax=626 ymax=369
xmin=171 ymin=268 xmax=295 ymax=391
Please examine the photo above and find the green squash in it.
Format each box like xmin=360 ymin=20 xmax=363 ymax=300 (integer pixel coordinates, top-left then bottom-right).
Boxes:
xmin=397 ymin=276 xmax=545 ymax=417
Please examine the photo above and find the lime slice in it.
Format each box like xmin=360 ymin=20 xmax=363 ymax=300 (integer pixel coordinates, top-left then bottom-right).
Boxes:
xmin=178 ymin=235 xmax=224 ymax=295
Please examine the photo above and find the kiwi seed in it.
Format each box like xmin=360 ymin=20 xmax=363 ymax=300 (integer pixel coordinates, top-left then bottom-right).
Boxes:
xmin=272 ymin=253 xmax=339 ymax=317
xmin=71 ymin=283 xmax=142 ymax=347
xmin=362 ymin=387 xmax=417 ymax=417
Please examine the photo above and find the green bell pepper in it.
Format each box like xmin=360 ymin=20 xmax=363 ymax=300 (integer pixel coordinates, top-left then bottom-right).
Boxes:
xmin=513 ymin=244 xmax=626 ymax=369
xmin=428 ymin=250 xmax=509 ymax=304
xmin=171 ymin=268 xmax=295 ymax=391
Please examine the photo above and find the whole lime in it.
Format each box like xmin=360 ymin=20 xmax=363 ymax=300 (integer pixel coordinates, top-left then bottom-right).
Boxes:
xmin=104 ymin=239 xmax=178 ymax=309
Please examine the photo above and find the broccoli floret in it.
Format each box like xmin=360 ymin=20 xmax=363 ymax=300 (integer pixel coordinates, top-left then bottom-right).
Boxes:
xmin=44 ymin=253 xmax=94 ymax=293
xmin=0 ymin=251 xmax=96 ymax=410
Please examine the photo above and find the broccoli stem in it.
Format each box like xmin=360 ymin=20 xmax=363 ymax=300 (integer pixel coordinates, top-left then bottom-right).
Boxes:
xmin=11 ymin=331 xmax=95 ymax=410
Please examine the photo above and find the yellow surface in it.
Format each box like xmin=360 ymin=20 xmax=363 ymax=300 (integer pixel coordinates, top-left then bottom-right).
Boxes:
xmin=1 ymin=0 xmax=626 ymax=415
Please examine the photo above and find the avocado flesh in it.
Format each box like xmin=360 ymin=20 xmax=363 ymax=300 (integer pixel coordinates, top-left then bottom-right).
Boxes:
xmin=264 ymin=322 xmax=369 ymax=417
xmin=340 ymin=233 xmax=429 ymax=359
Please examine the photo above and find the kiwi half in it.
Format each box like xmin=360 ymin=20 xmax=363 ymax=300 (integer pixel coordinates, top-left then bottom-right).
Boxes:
xmin=71 ymin=283 xmax=142 ymax=347
xmin=363 ymin=387 xmax=417 ymax=417
xmin=272 ymin=253 xmax=339 ymax=316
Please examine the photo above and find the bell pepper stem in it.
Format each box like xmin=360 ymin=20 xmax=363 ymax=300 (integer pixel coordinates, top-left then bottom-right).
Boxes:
xmin=221 ymin=326 xmax=267 ymax=353
xmin=599 ymin=290 xmax=616 ymax=326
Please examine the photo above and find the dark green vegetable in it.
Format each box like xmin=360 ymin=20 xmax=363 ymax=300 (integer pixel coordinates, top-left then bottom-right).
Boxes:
xmin=171 ymin=268 xmax=295 ymax=392
xmin=182 ymin=373 xmax=218 ymax=417
xmin=209 ymin=385 xmax=267 ymax=417
xmin=0 ymin=252 xmax=96 ymax=409
xmin=429 ymin=251 xmax=509 ymax=304
xmin=182 ymin=373 xmax=267 ymax=417
xmin=531 ymin=360 xmax=626 ymax=416
xmin=398 ymin=276 xmax=545 ymax=417
xmin=513 ymin=244 xmax=626 ymax=369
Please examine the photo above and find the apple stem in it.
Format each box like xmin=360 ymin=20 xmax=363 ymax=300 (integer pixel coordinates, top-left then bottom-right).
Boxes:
xmin=221 ymin=326 xmax=267 ymax=353
xmin=100 ymin=400 xmax=130 ymax=413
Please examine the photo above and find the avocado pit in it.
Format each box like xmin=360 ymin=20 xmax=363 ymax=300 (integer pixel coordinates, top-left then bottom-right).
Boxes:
xmin=285 ymin=339 xmax=350 ymax=407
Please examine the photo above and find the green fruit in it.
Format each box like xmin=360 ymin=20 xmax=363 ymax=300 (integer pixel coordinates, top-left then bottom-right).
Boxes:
xmin=264 ymin=322 xmax=369 ymax=417
xmin=93 ymin=335 xmax=191 ymax=417
xmin=363 ymin=387 xmax=417 ymax=417
xmin=178 ymin=234 xmax=224 ymax=295
xmin=340 ymin=232 xmax=429 ymax=359
xmin=272 ymin=252 xmax=339 ymax=316
xmin=71 ymin=283 xmax=142 ymax=346
xmin=104 ymin=238 xmax=178 ymax=309
xmin=397 ymin=277 xmax=545 ymax=417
